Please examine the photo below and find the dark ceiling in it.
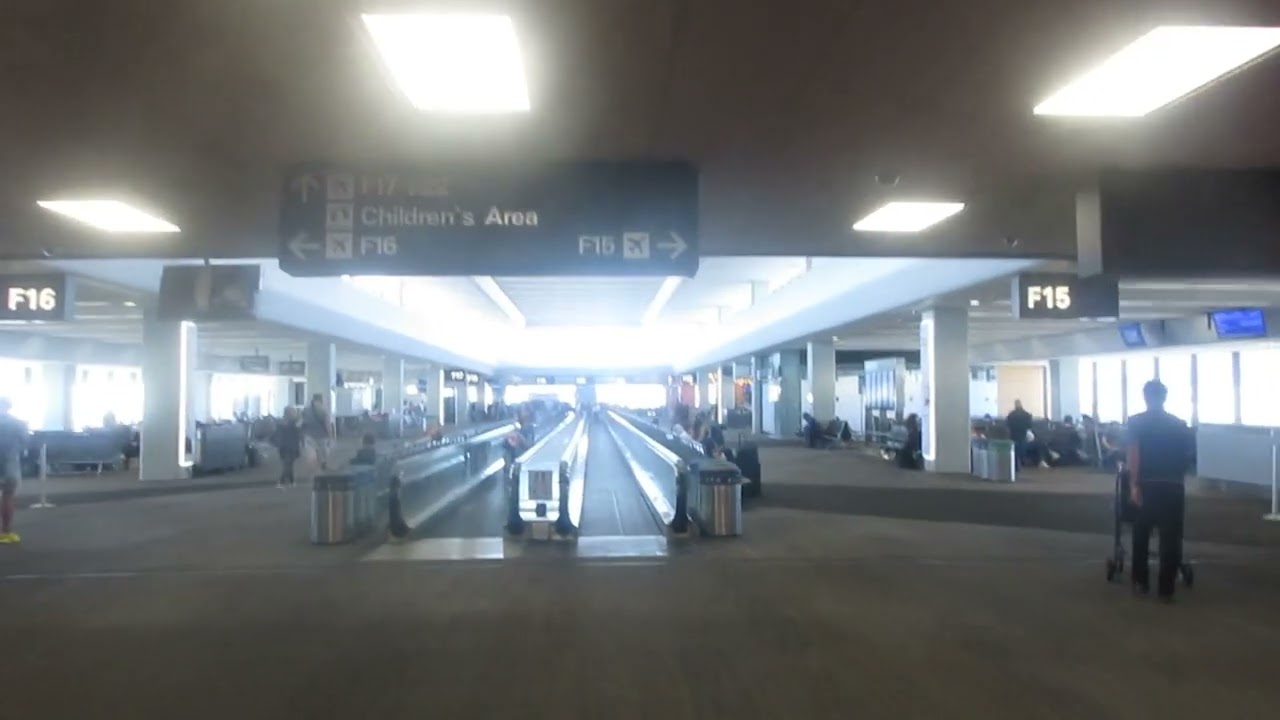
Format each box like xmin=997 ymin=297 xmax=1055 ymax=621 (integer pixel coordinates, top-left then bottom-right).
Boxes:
xmin=1 ymin=0 xmax=1277 ymax=263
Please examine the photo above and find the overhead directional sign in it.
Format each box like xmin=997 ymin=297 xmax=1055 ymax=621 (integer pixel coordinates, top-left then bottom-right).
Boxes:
xmin=1011 ymin=272 xmax=1119 ymax=320
xmin=279 ymin=162 xmax=699 ymax=278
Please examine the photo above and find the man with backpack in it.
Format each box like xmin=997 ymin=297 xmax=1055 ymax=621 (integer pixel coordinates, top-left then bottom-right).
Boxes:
xmin=0 ymin=398 xmax=30 ymax=544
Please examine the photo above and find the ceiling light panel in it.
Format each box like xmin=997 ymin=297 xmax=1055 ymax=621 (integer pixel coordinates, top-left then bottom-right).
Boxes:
xmin=36 ymin=200 xmax=180 ymax=233
xmin=362 ymin=13 xmax=531 ymax=113
xmin=1034 ymin=25 xmax=1280 ymax=117
xmin=852 ymin=202 xmax=965 ymax=233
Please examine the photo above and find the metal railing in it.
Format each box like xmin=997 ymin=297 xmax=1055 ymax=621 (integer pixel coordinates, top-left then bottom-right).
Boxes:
xmin=311 ymin=421 xmax=517 ymax=545
xmin=505 ymin=412 xmax=587 ymax=538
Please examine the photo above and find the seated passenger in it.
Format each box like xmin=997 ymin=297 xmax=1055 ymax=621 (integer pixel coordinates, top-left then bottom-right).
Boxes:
xmin=802 ymin=412 xmax=821 ymax=448
xmin=351 ymin=433 xmax=378 ymax=465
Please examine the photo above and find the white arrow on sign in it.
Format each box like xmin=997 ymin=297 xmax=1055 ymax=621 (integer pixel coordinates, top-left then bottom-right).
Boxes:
xmin=288 ymin=232 xmax=321 ymax=261
xmin=657 ymin=231 xmax=688 ymax=260
xmin=290 ymin=174 xmax=320 ymax=203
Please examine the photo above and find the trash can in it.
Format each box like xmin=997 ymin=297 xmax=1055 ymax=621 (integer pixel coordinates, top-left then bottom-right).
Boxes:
xmin=693 ymin=459 xmax=745 ymax=537
xmin=311 ymin=473 xmax=359 ymax=544
xmin=970 ymin=438 xmax=989 ymax=479
xmin=987 ymin=439 xmax=1017 ymax=482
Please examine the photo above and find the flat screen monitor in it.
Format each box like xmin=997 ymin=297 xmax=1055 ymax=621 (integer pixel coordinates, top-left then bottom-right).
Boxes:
xmin=1211 ymin=308 xmax=1267 ymax=339
xmin=1119 ymin=323 xmax=1146 ymax=348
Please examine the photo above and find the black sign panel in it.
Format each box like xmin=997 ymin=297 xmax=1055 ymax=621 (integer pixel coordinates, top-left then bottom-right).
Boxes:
xmin=0 ymin=274 xmax=73 ymax=321
xmin=1080 ymin=169 xmax=1280 ymax=277
xmin=279 ymin=360 xmax=306 ymax=376
xmin=1011 ymin=273 xmax=1119 ymax=320
xmin=278 ymin=162 xmax=699 ymax=278
xmin=157 ymin=265 xmax=260 ymax=322
xmin=239 ymin=355 xmax=271 ymax=373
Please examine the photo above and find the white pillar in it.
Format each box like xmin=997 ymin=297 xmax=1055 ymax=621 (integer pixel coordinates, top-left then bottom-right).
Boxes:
xmin=43 ymin=362 xmax=75 ymax=431
xmin=305 ymin=341 xmax=336 ymax=413
xmin=750 ymin=356 xmax=764 ymax=434
xmin=698 ymin=369 xmax=715 ymax=412
xmin=777 ymin=349 xmax=803 ymax=436
xmin=140 ymin=318 xmax=197 ymax=481
xmin=807 ymin=339 xmax=836 ymax=421
xmin=719 ymin=364 xmax=735 ymax=423
xmin=920 ymin=306 xmax=969 ymax=474
xmin=421 ymin=366 xmax=445 ymax=424
xmin=1049 ymin=358 xmax=1080 ymax=422
xmin=382 ymin=356 xmax=405 ymax=436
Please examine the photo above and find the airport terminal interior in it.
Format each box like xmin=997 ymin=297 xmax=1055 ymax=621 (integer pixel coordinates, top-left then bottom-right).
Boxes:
xmin=2 ymin=1 xmax=1280 ymax=718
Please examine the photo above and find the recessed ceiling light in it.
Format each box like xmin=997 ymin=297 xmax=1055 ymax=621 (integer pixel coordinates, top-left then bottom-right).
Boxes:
xmin=852 ymin=201 xmax=965 ymax=233
xmin=1034 ymin=26 xmax=1280 ymax=117
xmin=37 ymin=200 xmax=179 ymax=233
xmin=969 ymin=299 xmax=981 ymax=307
xmin=362 ymin=13 xmax=530 ymax=113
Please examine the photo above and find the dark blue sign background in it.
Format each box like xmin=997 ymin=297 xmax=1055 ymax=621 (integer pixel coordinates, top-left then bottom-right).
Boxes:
xmin=279 ymin=162 xmax=699 ymax=277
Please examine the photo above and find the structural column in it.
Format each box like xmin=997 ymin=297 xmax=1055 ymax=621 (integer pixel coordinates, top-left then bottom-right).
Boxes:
xmin=421 ymin=366 xmax=445 ymax=424
xmin=382 ymin=356 xmax=405 ymax=437
xmin=43 ymin=362 xmax=75 ymax=431
xmin=719 ymin=363 xmax=736 ymax=423
xmin=305 ymin=341 xmax=336 ymax=413
xmin=777 ymin=349 xmax=802 ymax=436
xmin=750 ymin=355 xmax=764 ymax=434
xmin=806 ymin=338 xmax=836 ymax=421
xmin=919 ymin=306 xmax=969 ymax=474
xmin=698 ymin=370 xmax=715 ymax=413
xmin=140 ymin=317 xmax=198 ymax=481
xmin=1048 ymin=358 xmax=1080 ymax=422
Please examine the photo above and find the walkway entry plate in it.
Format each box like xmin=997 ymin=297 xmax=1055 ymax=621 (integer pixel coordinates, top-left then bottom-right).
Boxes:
xmin=278 ymin=162 xmax=699 ymax=277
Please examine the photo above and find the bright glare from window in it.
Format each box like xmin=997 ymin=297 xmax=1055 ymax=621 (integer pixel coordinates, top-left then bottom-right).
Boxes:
xmin=36 ymin=200 xmax=180 ymax=233
xmin=362 ymin=13 xmax=531 ymax=113
xmin=852 ymin=202 xmax=965 ymax=233
xmin=1034 ymin=26 xmax=1280 ymax=117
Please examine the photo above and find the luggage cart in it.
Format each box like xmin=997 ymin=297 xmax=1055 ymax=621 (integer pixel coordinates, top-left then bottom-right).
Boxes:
xmin=1105 ymin=464 xmax=1195 ymax=586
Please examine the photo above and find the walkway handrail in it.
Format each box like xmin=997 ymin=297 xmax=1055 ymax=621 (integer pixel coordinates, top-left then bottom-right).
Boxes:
xmin=506 ymin=411 xmax=579 ymax=535
xmin=607 ymin=410 xmax=691 ymax=534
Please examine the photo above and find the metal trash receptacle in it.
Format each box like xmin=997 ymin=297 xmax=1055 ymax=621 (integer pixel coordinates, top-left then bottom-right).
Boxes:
xmin=970 ymin=439 xmax=989 ymax=479
xmin=693 ymin=459 xmax=745 ymax=537
xmin=311 ymin=473 xmax=358 ymax=544
xmin=986 ymin=439 xmax=1017 ymax=482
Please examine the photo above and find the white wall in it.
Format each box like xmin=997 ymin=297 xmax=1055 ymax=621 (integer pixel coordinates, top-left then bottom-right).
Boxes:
xmin=835 ymin=375 xmax=862 ymax=434
xmin=970 ymin=370 xmax=998 ymax=418
xmin=997 ymin=364 xmax=1047 ymax=418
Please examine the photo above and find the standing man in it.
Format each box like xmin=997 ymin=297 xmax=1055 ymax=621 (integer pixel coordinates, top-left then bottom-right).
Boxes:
xmin=1126 ymin=380 xmax=1193 ymax=602
xmin=0 ymin=398 xmax=30 ymax=544
xmin=1006 ymin=400 xmax=1033 ymax=467
xmin=302 ymin=393 xmax=335 ymax=472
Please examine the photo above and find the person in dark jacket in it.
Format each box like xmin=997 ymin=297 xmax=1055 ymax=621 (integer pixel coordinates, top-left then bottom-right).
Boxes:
xmin=272 ymin=406 xmax=302 ymax=488
xmin=897 ymin=413 xmax=922 ymax=469
xmin=1006 ymin=400 xmax=1034 ymax=467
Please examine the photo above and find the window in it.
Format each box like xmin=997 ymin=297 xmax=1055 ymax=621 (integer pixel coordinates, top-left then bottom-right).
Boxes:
xmin=1195 ymin=351 xmax=1235 ymax=424
xmin=73 ymin=365 xmax=142 ymax=429
xmin=1239 ymin=347 xmax=1280 ymax=426
xmin=0 ymin=359 xmax=45 ymax=429
xmin=1124 ymin=356 xmax=1155 ymax=419
xmin=1095 ymin=357 xmax=1123 ymax=422
xmin=1156 ymin=353 xmax=1193 ymax=423
xmin=1077 ymin=359 xmax=1095 ymax=419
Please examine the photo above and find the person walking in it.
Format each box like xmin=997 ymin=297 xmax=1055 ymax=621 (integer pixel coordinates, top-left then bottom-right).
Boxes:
xmin=273 ymin=406 xmax=302 ymax=488
xmin=1006 ymin=400 xmax=1034 ymax=467
xmin=302 ymin=393 xmax=334 ymax=472
xmin=0 ymin=398 xmax=30 ymax=544
xmin=1126 ymin=380 xmax=1194 ymax=602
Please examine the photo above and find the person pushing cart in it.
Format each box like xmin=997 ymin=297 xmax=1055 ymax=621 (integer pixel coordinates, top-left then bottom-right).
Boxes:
xmin=1122 ymin=379 xmax=1195 ymax=602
